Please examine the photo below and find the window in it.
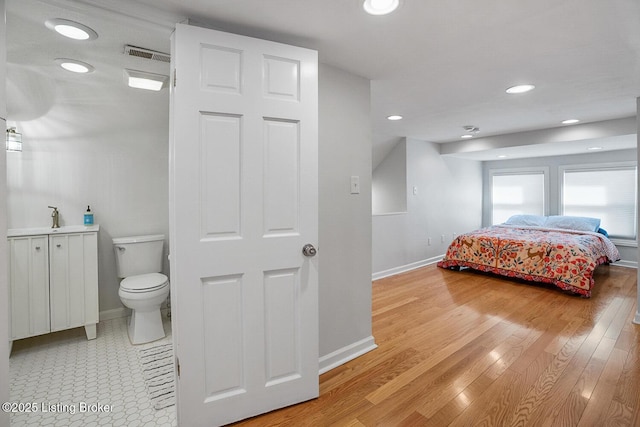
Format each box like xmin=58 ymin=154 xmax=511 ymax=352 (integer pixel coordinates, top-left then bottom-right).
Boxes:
xmin=561 ymin=163 xmax=637 ymax=240
xmin=490 ymin=168 xmax=547 ymax=225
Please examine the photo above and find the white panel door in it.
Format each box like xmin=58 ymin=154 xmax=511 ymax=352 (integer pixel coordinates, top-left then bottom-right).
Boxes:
xmin=169 ymin=24 xmax=318 ymax=426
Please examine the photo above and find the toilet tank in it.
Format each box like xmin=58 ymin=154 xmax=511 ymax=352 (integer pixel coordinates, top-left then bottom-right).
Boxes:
xmin=113 ymin=234 xmax=165 ymax=278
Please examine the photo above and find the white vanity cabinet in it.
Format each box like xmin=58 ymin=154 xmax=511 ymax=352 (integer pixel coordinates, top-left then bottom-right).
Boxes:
xmin=8 ymin=226 xmax=99 ymax=341
xmin=8 ymin=235 xmax=50 ymax=339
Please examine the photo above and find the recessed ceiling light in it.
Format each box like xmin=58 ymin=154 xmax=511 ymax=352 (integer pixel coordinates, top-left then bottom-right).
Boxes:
xmin=505 ymin=84 xmax=535 ymax=94
xmin=387 ymin=115 xmax=403 ymax=121
xmin=497 ymin=155 xmax=508 ymax=158
xmin=55 ymin=58 xmax=94 ymax=73
xmin=124 ymin=69 xmax=168 ymax=91
xmin=587 ymin=146 xmax=603 ymax=151
xmin=363 ymin=0 xmax=400 ymax=15
xmin=562 ymin=119 xmax=580 ymax=124
xmin=45 ymin=18 xmax=98 ymax=41
xmin=461 ymin=134 xmax=473 ymax=139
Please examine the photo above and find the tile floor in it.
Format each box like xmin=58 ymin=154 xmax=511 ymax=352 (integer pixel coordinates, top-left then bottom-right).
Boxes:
xmin=9 ymin=315 xmax=176 ymax=427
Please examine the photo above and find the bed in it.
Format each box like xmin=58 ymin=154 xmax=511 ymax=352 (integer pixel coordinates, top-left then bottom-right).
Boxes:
xmin=437 ymin=215 xmax=620 ymax=297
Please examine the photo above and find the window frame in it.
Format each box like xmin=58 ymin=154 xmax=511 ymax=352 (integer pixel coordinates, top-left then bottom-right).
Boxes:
xmin=489 ymin=166 xmax=549 ymax=225
xmin=559 ymin=161 xmax=637 ymax=245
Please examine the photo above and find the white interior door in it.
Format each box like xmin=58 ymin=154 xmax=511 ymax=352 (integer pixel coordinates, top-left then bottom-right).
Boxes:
xmin=169 ymin=23 xmax=318 ymax=426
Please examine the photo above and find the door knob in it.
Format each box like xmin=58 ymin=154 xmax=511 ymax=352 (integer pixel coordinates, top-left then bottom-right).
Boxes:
xmin=302 ymin=244 xmax=317 ymax=257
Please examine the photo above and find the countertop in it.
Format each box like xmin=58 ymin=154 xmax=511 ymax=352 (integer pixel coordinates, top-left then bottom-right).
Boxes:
xmin=7 ymin=225 xmax=100 ymax=237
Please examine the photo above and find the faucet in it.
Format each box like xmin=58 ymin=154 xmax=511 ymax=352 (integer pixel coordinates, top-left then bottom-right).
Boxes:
xmin=48 ymin=206 xmax=60 ymax=228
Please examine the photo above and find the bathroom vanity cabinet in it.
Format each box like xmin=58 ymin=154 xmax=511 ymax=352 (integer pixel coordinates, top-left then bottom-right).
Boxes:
xmin=8 ymin=226 xmax=99 ymax=341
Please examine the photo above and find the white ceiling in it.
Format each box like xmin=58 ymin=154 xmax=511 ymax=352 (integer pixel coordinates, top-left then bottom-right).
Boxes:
xmin=6 ymin=0 xmax=640 ymax=165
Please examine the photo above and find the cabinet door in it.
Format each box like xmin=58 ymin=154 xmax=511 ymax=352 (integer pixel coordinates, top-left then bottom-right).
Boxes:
xmin=9 ymin=236 xmax=50 ymax=340
xmin=49 ymin=233 xmax=98 ymax=332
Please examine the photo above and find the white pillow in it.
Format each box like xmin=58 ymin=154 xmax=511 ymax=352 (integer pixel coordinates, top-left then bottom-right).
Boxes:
xmin=504 ymin=214 xmax=547 ymax=227
xmin=544 ymin=215 xmax=601 ymax=232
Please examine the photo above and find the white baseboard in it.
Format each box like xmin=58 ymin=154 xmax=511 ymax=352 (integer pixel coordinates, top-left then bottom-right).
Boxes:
xmin=319 ymin=336 xmax=377 ymax=375
xmin=612 ymin=260 xmax=638 ymax=269
xmin=372 ymin=255 xmax=444 ymax=281
xmin=372 ymin=256 xmax=637 ymax=281
xmin=99 ymin=307 xmax=129 ymax=321
xmin=99 ymin=302 xmax=171 ymax=323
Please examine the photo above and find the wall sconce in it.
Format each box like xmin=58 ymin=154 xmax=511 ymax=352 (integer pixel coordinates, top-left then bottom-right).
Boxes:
xmin=6 ymin=127 xmax=22 ymax=152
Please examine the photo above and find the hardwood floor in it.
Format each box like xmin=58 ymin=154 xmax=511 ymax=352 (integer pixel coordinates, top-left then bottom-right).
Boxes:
xmin=236 ymin=264 xmax=639 ymax=426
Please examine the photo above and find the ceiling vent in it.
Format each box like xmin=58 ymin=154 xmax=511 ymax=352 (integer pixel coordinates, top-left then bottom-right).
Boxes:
xmin=124 ymin=45 xmax=170 ymax=63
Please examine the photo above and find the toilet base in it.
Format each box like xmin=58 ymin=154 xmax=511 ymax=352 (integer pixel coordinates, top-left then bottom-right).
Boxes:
xmin=128 ymin=307 xmax=165 ymax=345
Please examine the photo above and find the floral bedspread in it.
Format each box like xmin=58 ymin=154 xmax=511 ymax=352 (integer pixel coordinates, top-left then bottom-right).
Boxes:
xmin=437 ymin=225 xmax=620 ymax=297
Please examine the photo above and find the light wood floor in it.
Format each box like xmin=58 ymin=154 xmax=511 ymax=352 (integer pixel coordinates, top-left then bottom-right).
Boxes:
xmin=236 ymin=264 xmax=639 ymax=426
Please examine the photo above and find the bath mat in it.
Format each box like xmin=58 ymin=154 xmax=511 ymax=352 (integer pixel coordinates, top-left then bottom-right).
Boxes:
xmin=138 ymin=343 xmax=175 ymax=410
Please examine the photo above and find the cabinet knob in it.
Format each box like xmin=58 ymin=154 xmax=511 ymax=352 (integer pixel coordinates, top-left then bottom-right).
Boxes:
xmin=35 ymin=246 xmax=41 ymax=250
xmin=56 ymin=244 xmax=61 ymax=248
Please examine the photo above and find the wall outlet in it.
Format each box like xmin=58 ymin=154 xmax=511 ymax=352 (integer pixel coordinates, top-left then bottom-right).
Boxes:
xmin=427 ymin=237 xmax=431 ymax=246
xmin=350 ymin=176 xmax=360 ymax=194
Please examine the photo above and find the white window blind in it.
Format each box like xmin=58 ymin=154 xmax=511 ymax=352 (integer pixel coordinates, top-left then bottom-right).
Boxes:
xmin=562 ymin=166 xmax=637 ymax=239
xmin=491 ymin=172 xmax=545 ymax=225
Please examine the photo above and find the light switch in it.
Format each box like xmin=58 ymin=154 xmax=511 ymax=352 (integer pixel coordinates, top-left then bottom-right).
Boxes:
xmin=351 ymin=176 xmax=360 ymax=194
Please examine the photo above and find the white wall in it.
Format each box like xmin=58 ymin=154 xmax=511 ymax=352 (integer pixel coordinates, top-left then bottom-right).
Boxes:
xmin=633 ymin=97 xmax=640 ymax=324
xmin=372 ymin=137 xmax=483 ymax=278
xmin=318 ymin=64 xmax=374 ymax=365
xmin=0 ymin=1 xmax=10 ymax=425
xmin=482 ymin=148 xmax=638 ymax=265
xmin=372 ymin=139 xmax=406 ymax=214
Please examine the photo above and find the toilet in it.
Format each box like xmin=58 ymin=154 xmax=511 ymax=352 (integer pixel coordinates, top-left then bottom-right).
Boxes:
xmin=113 ymin=234 xmax=170 ymax=345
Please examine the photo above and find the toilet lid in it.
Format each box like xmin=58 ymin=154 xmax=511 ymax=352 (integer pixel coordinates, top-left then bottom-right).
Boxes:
xmin=121 ymin=273 xmax=168 ymax=292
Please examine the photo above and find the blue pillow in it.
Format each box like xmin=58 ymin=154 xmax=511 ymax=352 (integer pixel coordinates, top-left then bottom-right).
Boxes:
xmin=504 ymin=214 xmax=547 ymax=227
xmin=597 ymin=228 xmax=609 ymax=237
xmin=544 ymin=215 xmax=601 ymax=232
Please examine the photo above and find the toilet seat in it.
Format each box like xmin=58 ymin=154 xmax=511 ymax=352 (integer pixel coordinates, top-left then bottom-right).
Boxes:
xmin=120 ymin=272 xmax=168 ymax=293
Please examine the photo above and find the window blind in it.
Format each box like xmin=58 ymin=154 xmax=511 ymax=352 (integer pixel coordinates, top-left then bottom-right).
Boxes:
xmin=562 ymin=166 xmax=637 ymax=239
xmin=492 ymin=172 xmax=545 ymax=225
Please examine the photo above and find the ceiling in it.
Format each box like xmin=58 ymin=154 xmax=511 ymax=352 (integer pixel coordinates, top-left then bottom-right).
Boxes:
xmin=6 ymin=0 xmax=640 ymax=165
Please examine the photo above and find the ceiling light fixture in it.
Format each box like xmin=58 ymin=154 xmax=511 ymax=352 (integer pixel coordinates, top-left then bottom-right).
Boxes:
xmin=387 ymin=115 xmax=403 ymax=121
xmin=124 ymin=69 xmax=168 ymax=91
xmin=461 ymin=125 xmax=479 ymax=139
xmin=505 ymin=84 xmax=535 ymax=94
xmin=562 ymin=119 xmax=580 ymax=124
xmin=587 ymin=146 xmax=603 ymax=151
xmin=497 ymin=155 xmax=508 ymax=158
xmin=363 ymin=0 xmax=400 ymax=15
xmin=45 ymin=18 xmax=98 ymax=41
xmin=56 ymin=58 xmax=94 ymax=73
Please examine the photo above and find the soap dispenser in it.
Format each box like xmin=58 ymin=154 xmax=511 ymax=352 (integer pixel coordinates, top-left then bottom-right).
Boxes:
xmin=84 ymin=205 xmax=94 ymax=226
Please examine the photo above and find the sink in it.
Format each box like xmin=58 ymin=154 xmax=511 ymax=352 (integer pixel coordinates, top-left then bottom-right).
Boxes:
xmin=7 ymin=224 xmax=100 ymax=237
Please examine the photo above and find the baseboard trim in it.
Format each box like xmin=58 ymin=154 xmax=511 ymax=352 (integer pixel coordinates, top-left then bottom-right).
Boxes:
xmin=99 ymin=307 xmax=129 ymax=321
xmin=612 ymin=260 xmax=638 ymax=269
xmin=319 ymin=336 xmax=377 ymax=375
xmin=372 ymin=255 xmax=444 ymax=281
xmin=99 ymin=304 xmax=171 ymax=322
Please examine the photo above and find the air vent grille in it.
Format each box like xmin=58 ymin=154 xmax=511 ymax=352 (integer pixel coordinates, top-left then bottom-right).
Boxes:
xmin=124 ymin=45 xmax=170 ymax=63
